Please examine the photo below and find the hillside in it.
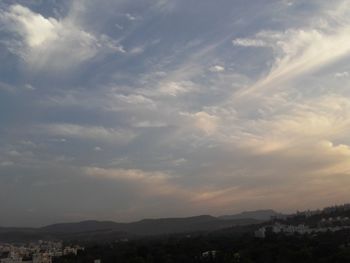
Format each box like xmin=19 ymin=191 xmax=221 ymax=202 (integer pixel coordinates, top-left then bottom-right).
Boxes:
xmin=218 ymin=209 xmax=282 ymax=221
xmin=0 ymin=215 xmax=263 ymax=242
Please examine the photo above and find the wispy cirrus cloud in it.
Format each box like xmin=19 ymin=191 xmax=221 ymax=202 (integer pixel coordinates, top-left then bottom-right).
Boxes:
xmin=232 ymin=38 xmax=267 ymax=47
xmin=38 ymin=123 xmax=136 ymax=144
xmin=236 ymin=26 xmax=350 ymax=97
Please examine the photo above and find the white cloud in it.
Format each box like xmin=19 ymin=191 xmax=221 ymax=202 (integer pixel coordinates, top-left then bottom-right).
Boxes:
xmin=24 ymin=84 xmax=35 ymax=90
xmin=129 ymin=46 xmax=144 ymax=54
xmin=152 ymin=0 xmax=177 ymax=13
xmin=86 ymin=167 xmax=168 ymax=182
xmin=10 ymin=5 xmax=57 ymax=47
xmin=132 ymin=121 xmax=167 ymax=128
xmin=0 ymin=4 xmax=124 ymax=70
xmin=125 ymin=13 xmax=137 ymax=21
xmin=110 ymin=94 xmax=157 ymax=111
xmin=232 ymin=38 xmax=267 ymax=47
xmin=182 ymin=111 xmax=219 ymax=135
xmin=335 ymin=71 xmax=349 ymax=78
xmin=158 ymin=81 xmax=195 ymax=97
xmin=209 ymin=65 xmax=225 ymax=73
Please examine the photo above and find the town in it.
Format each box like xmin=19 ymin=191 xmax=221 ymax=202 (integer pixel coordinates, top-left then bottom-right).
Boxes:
xmin=0 ymin=241 xmax=83 ymax=263
xmin=255 ymin=203 xmax=350 ymax=238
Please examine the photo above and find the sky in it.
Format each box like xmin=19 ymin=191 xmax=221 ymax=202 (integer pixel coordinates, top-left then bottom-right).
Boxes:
xmin=1 ymin=0 xmax=350 ymax=227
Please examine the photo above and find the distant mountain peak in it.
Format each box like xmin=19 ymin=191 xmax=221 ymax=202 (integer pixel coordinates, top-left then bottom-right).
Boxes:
xmin=219 ymin=209 xmax=282 ymax=221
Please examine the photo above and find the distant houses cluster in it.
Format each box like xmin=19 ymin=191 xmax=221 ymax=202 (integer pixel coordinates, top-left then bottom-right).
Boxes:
xmin=0 ymin=241 xmax=83 ymax=263
xmin=255 ymin=223 xmax=350 ymax=238
xmin=296 ymin=203 xmax=350 ymax=217
xmin=255 ymin=203 xmax=350 ymax=239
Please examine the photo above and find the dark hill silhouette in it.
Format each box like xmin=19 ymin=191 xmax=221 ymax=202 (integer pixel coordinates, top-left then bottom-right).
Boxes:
xmin=40 ymin=215 xmax=261 ymax=236
xmin=0 ymin=214 xmax=263 ymax=242
xmin=219 ymin=209 xmax=282 ymax=221
xmin=40 ymin=220 xmax=120 ymax=233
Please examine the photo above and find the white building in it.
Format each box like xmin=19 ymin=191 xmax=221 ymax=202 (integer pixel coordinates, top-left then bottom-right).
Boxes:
xmin=254 ymin=227 xmax=266 ymax=238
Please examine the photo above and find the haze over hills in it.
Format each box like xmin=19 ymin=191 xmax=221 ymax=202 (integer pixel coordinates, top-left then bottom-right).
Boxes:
xmin=0 ymin=211 xmax=276 ymax=242
xmin=1 ymin=204 xmax=349 ymax=243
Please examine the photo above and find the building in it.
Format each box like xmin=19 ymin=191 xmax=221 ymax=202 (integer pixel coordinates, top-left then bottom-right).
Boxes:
xmin=255 ymin=227 xmax=266 ymax=238
xmin=32 ymin=253 xmax=52 ymax=263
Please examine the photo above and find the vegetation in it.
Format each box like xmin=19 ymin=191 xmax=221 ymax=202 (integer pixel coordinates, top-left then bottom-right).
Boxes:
xmin=54 ymin=229 xmax=350 ymax=263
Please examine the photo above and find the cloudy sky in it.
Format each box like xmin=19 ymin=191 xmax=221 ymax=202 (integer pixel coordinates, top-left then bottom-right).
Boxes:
xmin=1 ymin=0 xmax=350 ymax=227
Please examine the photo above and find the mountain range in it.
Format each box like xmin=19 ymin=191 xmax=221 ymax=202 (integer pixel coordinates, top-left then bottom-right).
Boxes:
xmin=0 ymin=210 xmax=281 ymax=242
